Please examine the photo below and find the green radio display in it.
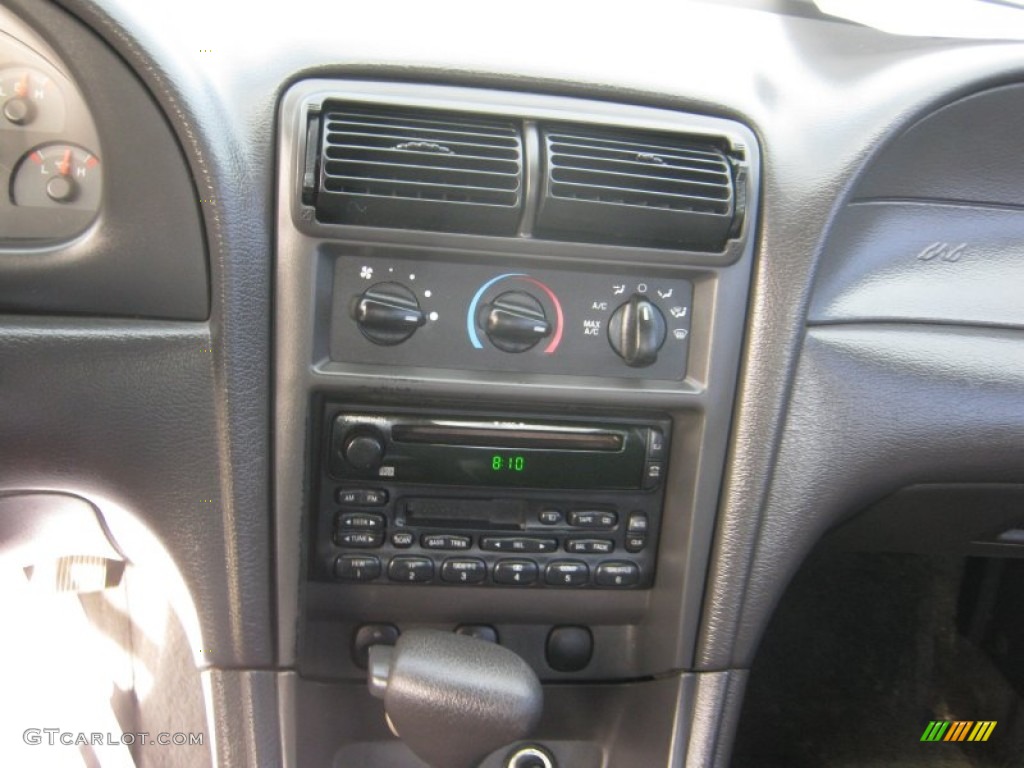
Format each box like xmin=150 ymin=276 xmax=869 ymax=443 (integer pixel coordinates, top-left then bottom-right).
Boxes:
xmin=491 ymin=454 xmax=526 ymax=472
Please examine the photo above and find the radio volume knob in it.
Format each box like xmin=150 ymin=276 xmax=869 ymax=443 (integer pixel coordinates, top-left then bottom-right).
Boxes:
xmin=354 ymin=282 xmax=426 ymax=346
xmin=481 ymin=291 xmax=551 ymax=353
xmin=608 ymin=294 xmax=666 ymax=368
xmin=343 ymin=432 xmax=385 ymax=470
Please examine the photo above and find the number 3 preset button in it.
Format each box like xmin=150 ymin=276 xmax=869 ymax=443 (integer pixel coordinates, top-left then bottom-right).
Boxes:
xmin=441 ymin=558 xmax=487 ymax=584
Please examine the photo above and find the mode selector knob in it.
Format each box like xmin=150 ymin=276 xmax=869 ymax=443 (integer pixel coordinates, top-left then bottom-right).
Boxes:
xmin=608 ymin=294 xmax=667 ymax=368
xmin=354 ymin=282 xmax=426 ymax=346
xmin=481 ymin=291 xmax=551 ymax=353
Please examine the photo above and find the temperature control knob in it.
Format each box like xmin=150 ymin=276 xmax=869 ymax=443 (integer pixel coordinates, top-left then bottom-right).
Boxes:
xmin=608 ymin=294 xmax=667 ymax=368
xmin=481 ymin=291 xmax=551 ymax=353
xmin=354 ymin=282 xmax=426 ymax=346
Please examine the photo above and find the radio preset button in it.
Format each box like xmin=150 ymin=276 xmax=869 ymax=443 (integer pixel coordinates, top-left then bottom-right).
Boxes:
xmin=643 ymin=461 xmax=664 ymax=489
xmin=337 ymin=512 xmax=385 ymax=530
xmin=568 ymin=510 xmax=618 ymax=529
xmin=625 ymin=535 xmax=647 ymax=553
xmin=538 ymin=509 xmax=563 ymax=525
xmin=441 ymin=559 xmax=487 ymax=584
xmin=388 ymin=556 xmax=434 ymax=583
xmin=335 ymin=555 xmax=381 ymax=581
xmin=481 ymin=537 xmax=558 ymax=553
xmin=421 ymin=534 xmax=472 ymax=551
xmin=337 ymin=488 xmax=389 ymax=506
xmin=566 ymin=539 xmax=614 ymax=555
xmin=596 ymin=562 xmax=640 ymax=587
xmin=335 ymin=531 xmax=384 ymax=548
xmin=493 ymin=559 xmax=538 ymax=585
xmin=391 ymin=531 xmax=414 ymax=548
xmin=546 ymin=560 xmax=590 ymax=587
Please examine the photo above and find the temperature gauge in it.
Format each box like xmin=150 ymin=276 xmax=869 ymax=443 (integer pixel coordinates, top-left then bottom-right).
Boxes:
xmin=12 ymin=143 xmax=101 ymax=211
xmin=0 ymin=67 xmax=65 ymax=131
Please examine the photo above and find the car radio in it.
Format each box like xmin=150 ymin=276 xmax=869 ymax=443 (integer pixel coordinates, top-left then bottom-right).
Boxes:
xmin=313 ymin=407 xmax=671 ymax=589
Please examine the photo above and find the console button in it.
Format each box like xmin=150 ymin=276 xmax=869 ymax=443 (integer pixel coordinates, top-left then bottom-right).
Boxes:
xmin=335 ymin=531 xmax=384 ymax=548
xmin=568 ymin=510 xmax=617 ymax=529
xmin=493 ymin=559 xmax=538 ymax=585
xmin=391 ymin=531 xmax=414 ymax=548
xmin=646 ymin=428 xmax=667 ymax=460
xmin=337 ymin=512 xmax=385 ymax=531
xmin=481 ymin=537 xmax=557 ymax=553
xmin=441 ymin=558 xmax=487 ymax=584
xmin=596 ymin=561 xmax=640 ymax=587
xmin=642 ymin=461 xmax=664 ymax=489
xmin=625 ymin=535 xmax=647 ymax=553
xmin=388 ymin=556 xmax=434 ymax=583
xmin=335 ymin=554 xmax=381 ymax=582
xmin=421 ymin=534 xmax=472 ymax=551
xmin=545 ymin=560 xmax=589 ymax=587
xmin=337 ymin=488 xmax=388 ymax=506
xmin=538 ymin=508 xmax=563 ymax=525
xmin=546 ymin=626 xmax=593 ymax=672
xmin=565 ymin=539 xmax=614 ymax=554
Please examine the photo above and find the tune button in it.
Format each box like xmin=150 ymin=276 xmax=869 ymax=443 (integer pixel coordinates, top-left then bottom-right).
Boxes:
xmin=388 ymin=556 xmax=434 ymax=583
xmin=545 ymin=560 xmax=590 ymax=587
xmin=595 ymin=561 xmax=640 ymax=587
xmin=441 ymin=558 xmax=487 ymax=584
xmin=335 ymin=531 xmax=384 ymax=548
xmin=493 ymin=560 xmax=538 ymax=586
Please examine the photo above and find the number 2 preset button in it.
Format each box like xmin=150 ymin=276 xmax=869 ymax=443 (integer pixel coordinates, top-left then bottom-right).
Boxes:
xmin=388 ymin=556 xmax=434 ymax=583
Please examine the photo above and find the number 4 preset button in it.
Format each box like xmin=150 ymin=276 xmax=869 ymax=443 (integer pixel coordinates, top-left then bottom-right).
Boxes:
xmin=493 ymin=559 xmax=538 ymax=585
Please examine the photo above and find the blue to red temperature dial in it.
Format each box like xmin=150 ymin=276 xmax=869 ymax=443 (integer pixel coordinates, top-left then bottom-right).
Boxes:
xmin=466 ymin=273 xmax=564 ymax=354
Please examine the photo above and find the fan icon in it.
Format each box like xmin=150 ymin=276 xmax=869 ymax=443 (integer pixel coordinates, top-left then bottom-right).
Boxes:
xmin=359 ymin=266 xmax=374 ymax=280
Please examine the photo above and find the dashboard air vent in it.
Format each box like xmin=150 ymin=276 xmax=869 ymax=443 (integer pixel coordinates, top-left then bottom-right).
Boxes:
xmin=315 ymin=103 xmax=523 ymax=235
xmin=536 ymin=126 xmax=738 ymax=250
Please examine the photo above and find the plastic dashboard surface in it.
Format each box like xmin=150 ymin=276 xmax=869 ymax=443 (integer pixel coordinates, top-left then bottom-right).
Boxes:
xmin=2 ymin=1 xmax=1024 ymax=766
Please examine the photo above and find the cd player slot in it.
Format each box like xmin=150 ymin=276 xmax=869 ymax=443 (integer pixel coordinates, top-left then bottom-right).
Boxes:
xmin=402 ymin=497 xmax=527 ymax=530
xmin=391 ymin=424 xmax=624 ymax=452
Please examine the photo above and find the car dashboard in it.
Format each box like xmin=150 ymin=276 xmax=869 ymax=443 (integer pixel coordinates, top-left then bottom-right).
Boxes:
xmin=2 ymin=1 xmax=1024 ymax=766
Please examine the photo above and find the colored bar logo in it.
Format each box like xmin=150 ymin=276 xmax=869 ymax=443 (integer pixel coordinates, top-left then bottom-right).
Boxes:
xmin=921 ymin=721 xmax=996 ymax=742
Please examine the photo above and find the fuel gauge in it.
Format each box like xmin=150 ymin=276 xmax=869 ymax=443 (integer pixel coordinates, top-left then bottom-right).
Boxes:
xmin=12 ymin=143 xmax=101 ymax=211
xmin=0 ymin=67 xmax=66 ymax=131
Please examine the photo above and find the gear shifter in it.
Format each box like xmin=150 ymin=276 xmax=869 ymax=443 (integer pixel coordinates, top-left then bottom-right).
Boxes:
xmin=368 ymin=629 xmax=543 ymax=768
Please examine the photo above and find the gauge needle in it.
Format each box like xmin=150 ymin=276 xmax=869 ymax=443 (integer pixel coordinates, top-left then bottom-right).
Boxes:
xmin=14 ymin=73 xmax=28 ymax=98
xmin=57 ymin=149 xmax=72 ymax=177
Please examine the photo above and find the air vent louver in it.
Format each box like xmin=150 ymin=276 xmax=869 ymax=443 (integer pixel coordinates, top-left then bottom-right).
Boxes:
xmin=536 ymin=127 xmax=738 ymax=250
xmin=315 ymin=104 xmax=523 ymax=235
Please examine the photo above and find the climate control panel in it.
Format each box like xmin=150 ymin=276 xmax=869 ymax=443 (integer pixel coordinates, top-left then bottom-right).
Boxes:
xmin=329 ymin=254 xmax=694 ymax=380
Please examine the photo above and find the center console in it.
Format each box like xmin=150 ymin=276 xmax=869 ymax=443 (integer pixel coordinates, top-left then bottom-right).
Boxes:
xmin=274 ymin=80 xmax=760 ymax=766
